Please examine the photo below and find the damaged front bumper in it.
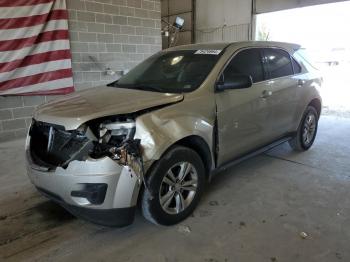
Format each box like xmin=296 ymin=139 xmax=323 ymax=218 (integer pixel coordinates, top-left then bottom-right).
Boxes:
xmin=25 ymin=121 xmax=143 ymax=227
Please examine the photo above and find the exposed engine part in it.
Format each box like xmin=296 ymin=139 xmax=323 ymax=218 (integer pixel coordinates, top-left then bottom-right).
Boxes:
xmin=103 ymin=139 xmax=150 ymax=195
xmin=109 ymin=139 xmax=143 ymax=183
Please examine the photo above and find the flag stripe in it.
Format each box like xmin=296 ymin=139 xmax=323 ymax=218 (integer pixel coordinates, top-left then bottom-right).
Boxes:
xmin=0 ymin=59 xmax=72 ymax=82
xmin=0 ymin=0 xmax=74 ymax=96
xmin=0 ymin=40 xmax=70 ymax=64
xmin=0 ymin=19 xmax=68 ymax=41
xmin=0 ymin=78 xmax=74 ymax=95
xmin=0 ymin=50 xmax=71 ymax=73
xmin=18 ymin=86 xmax=74 ymax=96
xmin=0 ymin=1 xmax=64 ymax=19
xmin=0 ymin=0 xmax=54 ymax=8
xmin=0 ymin=68 xmax=73 ymax=91
xmin=0 ymin=9 xmax=68 ymax=30
xmin=0 ymin=30 xmax=69 ymax=52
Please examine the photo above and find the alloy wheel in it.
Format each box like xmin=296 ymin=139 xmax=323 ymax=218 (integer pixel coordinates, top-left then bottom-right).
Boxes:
xmin=302 ymin=112 xmax=317 ymax=146
xmin=159 ymin=162 xmax=198 ymax=214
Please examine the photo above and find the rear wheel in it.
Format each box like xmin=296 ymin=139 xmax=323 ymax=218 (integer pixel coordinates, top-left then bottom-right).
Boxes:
xmin=289 ymin=106 xmax=319 ymax=151
xmin=141 ymin=146 xmax=205 ymax=225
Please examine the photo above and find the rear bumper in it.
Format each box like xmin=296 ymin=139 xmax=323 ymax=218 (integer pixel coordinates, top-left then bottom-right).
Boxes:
xmin=26 ymin=137 xmax=141 ymax=227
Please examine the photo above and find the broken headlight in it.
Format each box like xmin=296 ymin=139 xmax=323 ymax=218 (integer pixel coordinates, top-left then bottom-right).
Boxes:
xmin=98 ymin=118 xmax=136 ymax=145
xmin=89 ymin=117 xmax=139 ymax=160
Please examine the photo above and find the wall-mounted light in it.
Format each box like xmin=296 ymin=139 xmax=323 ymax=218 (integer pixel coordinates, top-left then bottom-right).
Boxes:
xmin=173 ymin=16 xmax=185 ymax=29
xmin=161 ymin=16 xmax=185 ymax=47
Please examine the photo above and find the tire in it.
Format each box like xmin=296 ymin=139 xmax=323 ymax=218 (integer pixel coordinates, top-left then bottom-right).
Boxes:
xmin=289 ymin=106 xmax=319 ymax=151
xmin=141 ymin=145 xmax=206 ymax=226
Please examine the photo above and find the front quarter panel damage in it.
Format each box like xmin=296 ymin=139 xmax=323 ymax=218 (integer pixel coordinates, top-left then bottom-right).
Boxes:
xmin=134 ymin=103 xmax=215 ymax=168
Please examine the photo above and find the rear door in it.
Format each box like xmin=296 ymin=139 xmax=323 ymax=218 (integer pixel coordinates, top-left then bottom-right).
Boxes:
xmin=216 ymin=48 xmax=275 ymax=165
xmin=262 ymin=48 xmax=300 ymax=136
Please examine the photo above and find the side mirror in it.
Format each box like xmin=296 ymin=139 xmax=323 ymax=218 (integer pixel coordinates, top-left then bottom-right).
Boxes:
xmin=216 ymin=74 xmax=253 ymax=91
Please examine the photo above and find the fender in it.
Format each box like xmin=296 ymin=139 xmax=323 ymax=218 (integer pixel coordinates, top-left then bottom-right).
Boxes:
xmin=134 ymin=99 xmax=215 ymax=172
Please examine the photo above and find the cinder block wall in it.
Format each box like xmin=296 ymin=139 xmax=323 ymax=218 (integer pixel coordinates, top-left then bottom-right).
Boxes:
xmin=0 ymin=0 xmax=161 ymax=142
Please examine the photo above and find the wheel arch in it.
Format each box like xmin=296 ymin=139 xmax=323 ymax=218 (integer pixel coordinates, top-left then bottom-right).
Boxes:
xmin=137 ymin=135 xmax=214 ymax=208
xmin=308 ymin=98 xmax=322 ymax=118
xmin=144 ymin=135 xmax=214 ymax=180
xmin=145 ymin=135 xmax=215 ymax=184
xmin=174 ymin=135 xmax=214 ymax=180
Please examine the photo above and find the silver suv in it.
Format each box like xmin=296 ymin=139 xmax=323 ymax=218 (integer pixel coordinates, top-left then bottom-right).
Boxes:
xmin=26 ymin=41 xmax=322 ymax=226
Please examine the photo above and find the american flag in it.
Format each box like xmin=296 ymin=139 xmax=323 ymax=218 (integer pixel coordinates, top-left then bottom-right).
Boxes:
xmin=0 ymin=0 xmax=74 ymax=96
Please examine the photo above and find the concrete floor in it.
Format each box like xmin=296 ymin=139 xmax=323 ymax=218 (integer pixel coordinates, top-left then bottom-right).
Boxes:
xmin=0 ymin=115 xmax=349 ymax=262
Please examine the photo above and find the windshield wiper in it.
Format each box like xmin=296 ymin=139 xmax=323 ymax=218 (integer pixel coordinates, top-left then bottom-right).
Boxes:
xmin=107 ymin=81 xmax=119 ymax=87
xmin=107 ymin=82 xmax=165 ymax=92
xmin=130 ymin=85 xmax=164 ymax=92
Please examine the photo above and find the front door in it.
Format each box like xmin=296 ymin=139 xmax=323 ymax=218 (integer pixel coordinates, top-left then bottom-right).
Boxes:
xmin=215 ymin=48 xmax=275 ymax=166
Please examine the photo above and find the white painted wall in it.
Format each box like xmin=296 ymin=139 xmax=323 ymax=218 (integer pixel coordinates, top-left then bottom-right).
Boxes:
xmin=195 ymin=0 xmax=252 ymax=42
xmin=196 ymin=0 xmax=252 ymax=29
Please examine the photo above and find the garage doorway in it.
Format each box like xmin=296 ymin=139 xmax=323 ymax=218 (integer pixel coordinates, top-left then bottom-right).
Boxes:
xmin=255 ymin=1 xmax=350 ymax=117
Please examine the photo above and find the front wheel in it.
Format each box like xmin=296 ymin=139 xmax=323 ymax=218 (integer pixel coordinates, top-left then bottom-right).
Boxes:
xmin=141 ymin=146 xmax=205 ymax=225
xmin=289 ymin=106 xmax=319 ymax=151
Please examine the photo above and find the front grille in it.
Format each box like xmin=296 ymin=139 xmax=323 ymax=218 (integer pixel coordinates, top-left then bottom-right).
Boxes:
xmin=29 ymin=120 xmax=93 ymax=168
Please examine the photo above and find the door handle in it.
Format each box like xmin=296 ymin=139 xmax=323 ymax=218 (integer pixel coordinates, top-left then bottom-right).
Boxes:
xmin=261 ymin=90 xmax=272 ymax=98
xmin=298 ymin=79 xmax=305 ymax=87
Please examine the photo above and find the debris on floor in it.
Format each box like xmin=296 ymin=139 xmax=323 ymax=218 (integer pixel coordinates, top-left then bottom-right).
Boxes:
xmin=198 ymin=210 xmax=211 ymax=217
xmin=209 ymin=200 xmax=219 ymax=206
xmin=335 ymin=252 xmax=342 ymax=260
xmin=239 ymin=221 xmax=246 ymax=228
xmin=177 ymin=225 xmax=191 ymax=235
xmin=300 ymin=231 xmax=308 ymax=239
xmin=270 ymin=257 xmax=277 ymax=262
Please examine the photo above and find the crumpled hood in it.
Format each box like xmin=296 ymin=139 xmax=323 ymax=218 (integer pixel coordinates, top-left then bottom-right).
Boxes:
xmin=34 ymin=85 xmax=184 ymax=130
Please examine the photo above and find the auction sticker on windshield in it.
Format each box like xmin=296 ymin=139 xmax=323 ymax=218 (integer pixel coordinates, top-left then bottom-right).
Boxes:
xmin=194 ymin=50 xmax=222 ymax=55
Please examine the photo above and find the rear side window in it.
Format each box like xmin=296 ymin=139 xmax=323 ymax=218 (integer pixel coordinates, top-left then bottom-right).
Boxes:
xmin=263 ymin=48 xmax=293 ymax=79
xmin=224 ymin=48 xmax=264 ymax=83
xmin=291 ymin=57 xmax=302 ymax=74
xmin=294 ymin=49 xmax=319 ymax=72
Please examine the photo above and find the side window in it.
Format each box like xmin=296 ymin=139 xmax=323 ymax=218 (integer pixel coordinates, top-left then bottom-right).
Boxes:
xmin=223 ymin=48 xmax=264 ymax=83
xmin=291 ymin=57 xmax=302 ymax=74
xmin=263 ymin=48 xmax=293 ymax=79
xmin=294 ymin=49 xmax=319 ymax=72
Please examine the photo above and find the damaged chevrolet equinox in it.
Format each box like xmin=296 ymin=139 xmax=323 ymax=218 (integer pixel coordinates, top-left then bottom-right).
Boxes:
xmin=26 ymin=41 xmax=322 ymax=226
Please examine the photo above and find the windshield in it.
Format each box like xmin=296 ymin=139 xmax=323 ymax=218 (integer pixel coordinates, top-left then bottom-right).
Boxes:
xmin=108 ymin=50 xmax=223 ymax=93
